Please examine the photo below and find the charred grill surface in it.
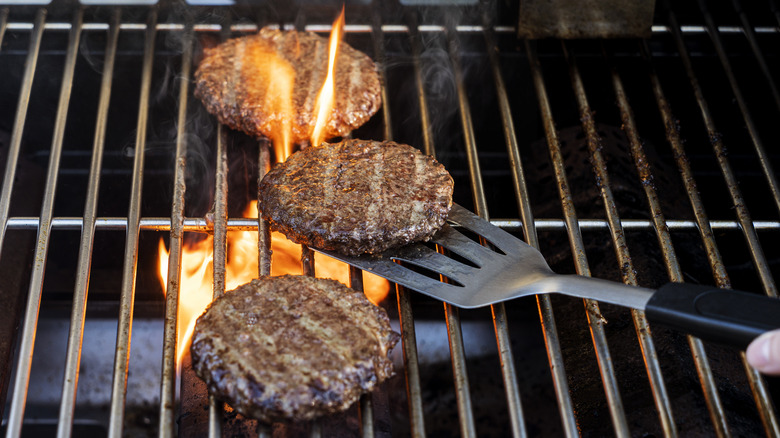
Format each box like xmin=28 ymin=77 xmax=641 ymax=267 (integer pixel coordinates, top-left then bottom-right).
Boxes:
xmin=194 ymin=27 xmax=382 ymax=144
xmin=190 ymin=275 xmax=399 ymax=423
xmin=259 ymin=139 xmax=454 ymax=256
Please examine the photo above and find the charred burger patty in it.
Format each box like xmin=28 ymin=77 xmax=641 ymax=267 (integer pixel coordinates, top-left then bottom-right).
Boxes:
xmin=194 ymin=27 xmax=381 ymax=144
xmin=258 ymin=139 xmax=454 ymax=256
xmin=190 ymin=275 xmax=399 ymax=423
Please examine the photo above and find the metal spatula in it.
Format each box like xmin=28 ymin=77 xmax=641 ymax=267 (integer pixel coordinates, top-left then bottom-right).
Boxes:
xmin=317 ymin=204 xmax=780 ymax=349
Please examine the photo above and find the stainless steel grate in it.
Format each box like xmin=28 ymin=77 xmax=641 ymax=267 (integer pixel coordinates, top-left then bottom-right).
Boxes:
xmin=1 ymin=0 xmax=779 ymax=437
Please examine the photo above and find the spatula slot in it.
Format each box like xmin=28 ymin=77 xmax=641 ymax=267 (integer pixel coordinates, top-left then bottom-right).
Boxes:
xmin=420 ymin=241 xmax=481 ymax=269
xmin=392 ymin=260 xmax=466 ymax=288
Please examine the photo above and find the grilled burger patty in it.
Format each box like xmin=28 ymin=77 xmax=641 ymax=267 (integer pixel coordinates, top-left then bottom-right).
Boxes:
xmin=258 ymin=139 xmax=454 ymax=256
xmin=194 ymin=27 xmax=381 ymax=144
xmin=190 ymin=275 xmax=399 ymax=423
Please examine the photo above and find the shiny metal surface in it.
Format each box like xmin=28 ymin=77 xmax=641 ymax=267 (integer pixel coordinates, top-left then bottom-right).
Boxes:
xmin=57 ymin=10 xmax=109 ymax=438
xmin=525 ymin=39 xmax=631 ymax=437
xmin=5 ymin=9 xmax=67 ymax=438
xmin=112 ymin=7 xmax=158 ymax=437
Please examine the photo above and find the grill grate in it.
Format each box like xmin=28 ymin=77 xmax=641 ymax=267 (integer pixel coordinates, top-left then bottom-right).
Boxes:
xmin=1 ymin=1 xmax=779 ymax=437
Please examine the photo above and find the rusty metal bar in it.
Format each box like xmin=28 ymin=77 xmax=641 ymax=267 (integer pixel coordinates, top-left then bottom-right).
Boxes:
xmin=6 ymin=9 xmax=77 ymax=437
xmin=202 ymin=124 xmax=230 ymax=437
xmin=615 ymin=40 xmax=730 ymax=437
xmin=55 ymin=8 xmax=105 ymax=438
xmin=452 ymin=27 xmax=580 ymax=438
xmin=442 ymin=18 xmax=480 ymax=438
xmin=477 ymin=13 xmax=528 ymax=437
xmin=731 ymin=0 xmax=780 ymax=113
xmin=698 ymin=0 xmax=780 ymax=217
xmin=257 ymin=140 xmax=272 ymax=278
xmin=254 ymin=16 xmax=273 ymax=438
xmin=345 ymin=265 xmax=376 ymax=438
xmin=408 ymin=17 xmax=433 ymax=158
xmin=255 ymin=8 xmax=273 ymax=283
xmin=105 ymin=9 xmax=154 ymax=437
xmin=386 ymin=14 xmax=426 ymax=438
xmin=300 ymin=242 xmax=318 ymax=438
xmin=524 ymin=40 xmax=630 ymax=437
xmin=562 ymin=41 xmax=678 ymax=437
xmin=155 ymin=4 xmax=184 ymax=434
xmin=372 ymin=9 xmax=392 ymax=142
xmin=668 ymin=9 xmax=780 ymax=436
xmin=677 ymin=9 xmax=779 ymax=287
xmin=0 ymin=8 xmax=44 ymax=272
xmin=255 ymin=127 xmax=272 ymax=438
xmin=692 ymin=7 xmax=779 ymax=298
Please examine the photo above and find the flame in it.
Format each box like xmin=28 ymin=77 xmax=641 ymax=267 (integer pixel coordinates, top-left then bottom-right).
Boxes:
xmin=158 ymin=201 xmax=390 ymax=368
xmin=310 ymin=7 xmax=345 ymax=148
xmin=244 ymin=42 xmax=296 ymax=162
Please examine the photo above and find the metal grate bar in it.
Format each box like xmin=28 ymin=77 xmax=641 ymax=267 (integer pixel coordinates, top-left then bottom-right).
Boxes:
xmin=202 ymin=124 xmax=229 ymax=437
xmin=609 ymin=42 xmax=730 ymax=437
xmin=442 ymin=18 xmax=483 ymax=438
xmin=698 ymin=0 xmax=780 ymax=217
xmin=669 ymin=9 xmax=780 ymax=436
xmin=372 ymin=10 xmax=392 ymax=144
xmin=348 ymin=266 xmax=375 ymax=438
xmin=57 ymin=9 xmax=110 ymax=438
xmin=776 ymin=0 xmax=780 ymax=27
xmin=154 ymin=3 xmax=182 ymax=434
xmin=6 ymin=10 xmax=81 ymax=437
xmin=255 ymin=149 xmax=272 ymax=438
xmin=382 ymin=16 xmax=426 ymax=438
xmin=0 ymin=8 xmax=7 ymax=46
xmin=671 ymin=11 xmax=779 ymax=294
xmin=108 ymin=9 xmax=157 ymax=438
xmin=3 ymin=19 xmax=776 ymax=35
xmin=562 ymin=42 xmax=678 ymax=437
xmin=0 ymin=8 xmax=44 ymax=277
xmin=479 ymin=16 xmax=528 ymax=437
xmin=649 ymin=20 xmax=780 ymax=435
xmin=3 ymin=216 xmax=778 ymax=232
xmin=731 ymin=0 xmax=780 ymax=114
xmin=524 ymin=40 xmax=631 ymax=436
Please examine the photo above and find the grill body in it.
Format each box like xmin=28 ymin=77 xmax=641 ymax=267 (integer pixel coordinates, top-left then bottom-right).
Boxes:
xmin=0 ymin=0 xmax=779 ymax=437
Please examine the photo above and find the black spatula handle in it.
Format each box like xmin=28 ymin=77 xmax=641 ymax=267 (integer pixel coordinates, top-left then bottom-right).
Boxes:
xmin=645 ymin=283 xmax=780 ymax=349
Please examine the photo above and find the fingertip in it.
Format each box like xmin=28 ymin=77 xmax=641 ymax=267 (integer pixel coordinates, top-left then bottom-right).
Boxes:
xmin=747 ymin=330 xmax=780 ymax=375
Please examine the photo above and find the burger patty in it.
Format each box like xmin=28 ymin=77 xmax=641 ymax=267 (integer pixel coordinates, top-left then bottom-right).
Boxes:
xmin=258 ymin=139 xmax=454 ymax=256
xmin=190 ymin=275 xmax=399 ymax=423
xmin=194 ymin=27 xmax=381 ymax=144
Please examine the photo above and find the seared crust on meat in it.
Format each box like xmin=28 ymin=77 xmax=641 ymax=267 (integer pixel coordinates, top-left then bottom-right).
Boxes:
xmin=258 ymin=139 xmax=454 ymax=256
xmin=194 ymin=27 xmax=381 ymax=144
xmin=190 ymin=275 xmax=399 ymax=423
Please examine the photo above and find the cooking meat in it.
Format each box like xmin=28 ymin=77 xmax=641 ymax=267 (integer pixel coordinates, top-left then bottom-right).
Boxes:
xmin=258 ymin=139 xmax=454 ymax=256
xmin=190 ymin=275 xmax=399 ymax=423
xmin=194 ymin=27 xmax=381 ymax=144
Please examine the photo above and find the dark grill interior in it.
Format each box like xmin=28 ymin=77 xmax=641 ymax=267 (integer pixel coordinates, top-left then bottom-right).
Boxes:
xmin=1 ymin=0 xmax=779 ymax=436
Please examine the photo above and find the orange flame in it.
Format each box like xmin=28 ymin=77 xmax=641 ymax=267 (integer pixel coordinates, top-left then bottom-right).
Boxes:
xmin=158 ymin=201 xmax=390 ymax=368
xmin=310 ymin=7 xmax=345 ymax=148
xmin=243 ymin=43 xmax=296 ymax=162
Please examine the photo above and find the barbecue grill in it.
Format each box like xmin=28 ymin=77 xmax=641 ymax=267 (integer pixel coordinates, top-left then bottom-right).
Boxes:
xmin=1 ymin=0 xmax=779 ymax=436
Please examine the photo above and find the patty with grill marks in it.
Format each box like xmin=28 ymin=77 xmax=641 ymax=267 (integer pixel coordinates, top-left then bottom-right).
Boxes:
xmin=190 ymin=275 xmax=399 ymax=423
xmin=258 ymin=139 xmax=454 ymax=256
xmin=194 ymin=27 xmax=381 ymax=144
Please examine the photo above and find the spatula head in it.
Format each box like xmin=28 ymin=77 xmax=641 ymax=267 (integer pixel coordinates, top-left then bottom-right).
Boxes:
xmin=316 ymin=204 xmax=556 ymax=308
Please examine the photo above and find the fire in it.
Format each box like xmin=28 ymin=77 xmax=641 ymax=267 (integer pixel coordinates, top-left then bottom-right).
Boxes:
xmin=158 ymin=201 xmax=390 ymax=367
xmin=311 ymin=7 xmax=345 ymax=148
xmin=247 ymin=9 xmax=346 ymax=161
xmin=244 ymin=43 xmax=295 ymax=162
